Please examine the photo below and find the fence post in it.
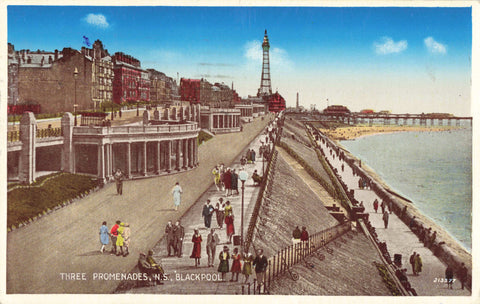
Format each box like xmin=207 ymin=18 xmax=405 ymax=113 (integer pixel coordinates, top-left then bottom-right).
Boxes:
xmin=253 ymin=279 xmax=256 ymax=295
xmin=268 ymin=260 xmax=271 ymax=289
xmin=277 ymin=251 xmax=280 ymax=277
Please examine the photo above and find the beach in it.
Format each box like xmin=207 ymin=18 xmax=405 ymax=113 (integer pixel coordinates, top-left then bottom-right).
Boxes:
xmin=316 ymin=125 xmax=463 ymax=141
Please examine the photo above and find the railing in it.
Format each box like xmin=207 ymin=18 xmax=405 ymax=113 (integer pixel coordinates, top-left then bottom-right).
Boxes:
xmin=36 ymin=127 xmax=62 ymax=138
xmin=73 ymin=122 xmax=199 ymax=135
xmin=241 ymin=221 xmax=352 ymax=294
xmin=7 ymin=130 xmax=20 ymax=142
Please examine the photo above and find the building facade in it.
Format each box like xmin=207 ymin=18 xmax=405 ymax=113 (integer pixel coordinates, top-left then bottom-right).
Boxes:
xmin=112 ymin=52 xmax=150 ymax=104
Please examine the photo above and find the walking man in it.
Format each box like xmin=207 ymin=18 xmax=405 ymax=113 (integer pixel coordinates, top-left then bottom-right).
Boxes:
xmin=383 ymin=211 xmax=389 ymax=229
xmin=202 ymin=200 xmax=214 ymax=228
xmin=206 ymin=228 xmax=220 ymax=267
xmin=253 ymin=249 xmax=268 ymax=293
xmin=458 ymin=262 xmax=468 ymax=290
xmin=165 ymin=220 xmax=176 ymax=257
xmin=174 ymin=220 xmax=185 ymax=257
xmin=114 ymin=168 xmax=124 ymax=195
xmin=409 ymin=252 xmax=417 ymax=275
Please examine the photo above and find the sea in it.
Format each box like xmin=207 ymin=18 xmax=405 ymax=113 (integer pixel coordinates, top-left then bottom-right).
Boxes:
xmin=340 ymin=127 xmax=472 ymax=252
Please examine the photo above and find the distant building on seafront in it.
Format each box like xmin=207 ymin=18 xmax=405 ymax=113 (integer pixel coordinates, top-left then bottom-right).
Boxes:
xmin=180 ymin=78 xmax=241 ymax=108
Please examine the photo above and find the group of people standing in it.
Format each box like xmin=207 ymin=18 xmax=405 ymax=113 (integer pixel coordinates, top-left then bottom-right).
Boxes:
xmin=99 ymin=220 xmax=131 ymax=257
xmin=201 ymin=198 xmax=235 ymax=243
xmin=216 ymin=246 xmax=268 ymax=286
xmin=165 ymin=220 xmax=185 ymax=257
xmin=212 ymin=164 xmax=240 ymax=196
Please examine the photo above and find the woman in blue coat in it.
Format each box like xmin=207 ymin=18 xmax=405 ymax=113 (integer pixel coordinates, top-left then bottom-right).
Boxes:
xmin=99 ymin=221 xmax=110 ymax=253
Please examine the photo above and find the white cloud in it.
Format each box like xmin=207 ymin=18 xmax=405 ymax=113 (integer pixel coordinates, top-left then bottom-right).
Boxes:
xmin=84 ymin=13 xmax=109 ymax=28
xmin=424 ymin=37 xmax=447 ymax=54
xmin=374 ymin=37 xmax=408 ymax=55
xmin=244 ymin=40 xmax=293 ymax=69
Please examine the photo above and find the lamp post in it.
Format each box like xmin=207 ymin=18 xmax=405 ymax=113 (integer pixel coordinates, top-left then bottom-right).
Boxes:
xmin=136 ymin=101 xmax=139 ymax=116
xmin=238 ymin=169 xmax=249 ymax=253
xmin=73 ymin=67 xmax=79 ymax=126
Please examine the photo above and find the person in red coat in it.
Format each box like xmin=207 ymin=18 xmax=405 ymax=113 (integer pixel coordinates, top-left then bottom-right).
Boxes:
xmin=190 ymin=229 xmax=202 ymax=267
xmin=230 ymin=247 xmax=242 ymax=282
xmin=224 ymin=201 xmax=235 ymax=244
xmin=224 ymin=168 xmax=232 ymax=196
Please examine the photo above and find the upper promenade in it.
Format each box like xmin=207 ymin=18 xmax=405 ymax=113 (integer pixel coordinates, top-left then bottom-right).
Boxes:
xmin=6 ymin=114 xmax=272 ymax=294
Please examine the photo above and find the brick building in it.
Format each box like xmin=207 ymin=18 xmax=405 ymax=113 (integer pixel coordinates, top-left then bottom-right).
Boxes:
xmin=8 ymin=41 xmax=114 ymax=114
xmin=112 ymin=52 xmax=150 ymax=104
xmin=180 ymin=78 xmax=240 ymax=107
xmin=147 ymin=69 xmax=167 ymax=104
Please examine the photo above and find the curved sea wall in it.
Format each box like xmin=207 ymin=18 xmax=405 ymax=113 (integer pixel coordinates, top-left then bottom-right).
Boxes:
xmin=312 ymin=128 xmax=472 ymax=290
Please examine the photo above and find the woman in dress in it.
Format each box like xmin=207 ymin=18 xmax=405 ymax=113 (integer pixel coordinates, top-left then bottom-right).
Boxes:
xmin=122 ymin=223 xmax=131 ymax=257
xmin=190 ymin=229 xmax=202 ymax=267
xmin=242 ymin=252 xmax=253 ymax=283
xmin=212 ymin=166 xmax=221 ymax=191
xmin=99 ymin=221 xmax=109 ymax=253
xmin=218 ymin=246 xmax=230 ymax=281
xmin=172 ymin=182 xmax=183 ymax=211
xmin=116 ymin=222 xmax=125 ymax=256
xmin=215 ymin=198 xmax=225 ymax=228
xmin=224 ymin=201 xmax=235 ymax=244
xmin=230 ymin=247 xmax=242 ymax=282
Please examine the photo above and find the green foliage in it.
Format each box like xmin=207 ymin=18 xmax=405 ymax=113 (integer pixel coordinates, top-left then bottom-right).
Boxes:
xmin=197 ymin=130 xmax=213 ymax=145
xmin=7 ymin=173 xmax=98 ymax=228
xmin=373 ymin=261 xmax=402 ymax=296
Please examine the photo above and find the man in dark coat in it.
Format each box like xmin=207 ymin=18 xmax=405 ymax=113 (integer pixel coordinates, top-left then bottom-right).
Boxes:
xmin=253 ymin=249 xmax=268 ymax=291
xmin=383 ymin=211 xmax=389 ymax=229
xmin=174 ymin=220 xmax=185 ymax=257
xmin=231 ymin=169 xmax=239 ymax=195
xmin=409 ymin=252 xmax=417 ymax=275
xmin=202 ymin=200 xmax=214 ymax=228
xmin=165 ymin=220 xmax=176 ymax=257
xmin=206 ymin=228 xmax=220 ymax=267
xmin=458 ymin=262 xmax=468 ymax=290
xmin=292 ymin=226 xmax=301 ymax=239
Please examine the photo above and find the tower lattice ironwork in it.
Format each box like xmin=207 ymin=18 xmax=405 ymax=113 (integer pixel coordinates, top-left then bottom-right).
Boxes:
xmin=257 ymin=30 xmax=272 ymax=97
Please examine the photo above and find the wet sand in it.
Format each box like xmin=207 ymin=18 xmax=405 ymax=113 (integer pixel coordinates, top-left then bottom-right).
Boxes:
xmin=317 ymin=125 xmax=462 ymax=141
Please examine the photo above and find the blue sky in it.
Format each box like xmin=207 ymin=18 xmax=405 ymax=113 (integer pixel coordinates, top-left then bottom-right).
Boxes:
xmin=8 ymin=6 xmax=472 ymax=115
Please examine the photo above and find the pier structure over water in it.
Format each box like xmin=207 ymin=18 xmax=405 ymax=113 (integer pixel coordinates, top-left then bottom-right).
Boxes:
xmin=316 ymin=113 xmax=472 ymax=127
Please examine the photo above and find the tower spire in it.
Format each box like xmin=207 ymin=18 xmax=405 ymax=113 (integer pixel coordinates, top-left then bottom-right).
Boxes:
xmin=258 ymin=29 xmax=272 ymax=97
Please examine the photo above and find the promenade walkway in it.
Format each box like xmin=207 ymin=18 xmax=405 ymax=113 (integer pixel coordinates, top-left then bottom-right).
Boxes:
xmin=118 ymin=126 xmax=270 ymax=294
xmin=316 ymin=138 xmax=471 ymax=296
xmin=6 ymin=114 xmax=272 ymax=294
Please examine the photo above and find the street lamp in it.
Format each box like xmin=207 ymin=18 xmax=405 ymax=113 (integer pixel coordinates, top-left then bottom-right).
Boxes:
xmin=238 ymin=169 xmax=249 ymax=253
xmin=73 ymin=67 xmax=79 ymax=126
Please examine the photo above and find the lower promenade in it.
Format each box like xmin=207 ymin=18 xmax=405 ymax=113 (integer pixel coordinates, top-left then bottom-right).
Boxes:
xmin=6 ymin=114 xmax=272 ymax=294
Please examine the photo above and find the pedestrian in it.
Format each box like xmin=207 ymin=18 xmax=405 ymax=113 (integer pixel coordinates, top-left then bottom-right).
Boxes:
xmin=172 ymin=182 xmax=183 ymax=211
xmin=373 ymin=199 xmax=379 ymax=213
xmin=253 ymin=249 xmax=268 ymax=292
xmin=174 ymin=220 xmax=185 ymax=257
xmin=409 ymin=252 xmax=417 ymax=275
xmin=252 ymin=169 xmax=262 ymax=186
xmin=458 ymin=262 xmax=468 ymax=290
xmin=429 ymin=231 xmax=437 ymax=248
xmin=242 ymin=252 xmax=254 ymax=283
xmin=224 ymin=168 xmax=232 ymax=196
xmin=401 ymin=206 xmax=408 ymax=219
xmin=202 ymin=200 xmax=214 ymax=229
xmin=114 ymin=168 xmax=124 ymax=195
xmin=206 ymin=228 xmax=220 ymax=267
xmin=383 ymin=211 xmax=389 ymax=229
xmin=292 ymin=226 xmax=301 ymax=240
xmin=414 ymin=253 xmax=423 ymax=275
xmin=341 ymin=163 xmax=344 ymax=172
xmin=215 ymin=198 xmax=225 ymax=228
xmin=190 ymin=229 xmax=202 ymax=267
xmin=445 ymin=265 xmax=454 ymax=289
xmin=231 ymin=169 xmax=239 ymax=195
xmin=388 ymin=200 xmax=393 ymax=214
xmin=110 ymin=220 xmax=121 ymax=255
xmin=122 ymin=223 xmax=131 ymax=257
xmin=300 ymin=226 xmax=309 ymax=253
xmin=99 ymin=221 xmax=109 ymax=253
xmin=230 ymin=247 xmax=242 ymax=282
xmin=224 ymin=201 xmax=235 ymax=244
xmin=424 ymin=228 xmax=432 ymax=247
xmin=381 ymin=200 xmax=386 ymax=214
xmin=165 ymin=220 xmax=176 ymax=257
xmin=218 ymin=246 xmax=230 ymax=281
xmin=251 ymin=149 xmax=256 ymax=164
xmin=409 ymin=216 xmax=417 ymax=232
xmin=146 ymin=250 xmax=165 ymax=284
xmin=212 ymin=166 xmax=221 ymax=191
xmin=116 ymin=222 xmax=125 ymax=256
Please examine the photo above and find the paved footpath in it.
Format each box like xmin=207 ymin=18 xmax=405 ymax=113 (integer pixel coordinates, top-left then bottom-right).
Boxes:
xmin=316 ymin=138 xmax=470 ymax=296
xmin=119 ymin=126 xmax=271 ymax=294
xmin=7 ymin=114 xmax=273 ymax=294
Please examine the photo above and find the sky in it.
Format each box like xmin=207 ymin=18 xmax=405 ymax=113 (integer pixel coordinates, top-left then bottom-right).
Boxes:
xmin=7 ymin=5 xmax=473 ymax=115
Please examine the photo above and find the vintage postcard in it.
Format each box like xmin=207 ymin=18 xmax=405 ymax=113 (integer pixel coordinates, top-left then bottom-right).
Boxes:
xmin=1 ymin=1 xmax=477 ymax=303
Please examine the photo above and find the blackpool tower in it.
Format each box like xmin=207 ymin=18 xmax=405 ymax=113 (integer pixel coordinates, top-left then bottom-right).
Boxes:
xmin=257 ymin=30 xmax=272 ymax=97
